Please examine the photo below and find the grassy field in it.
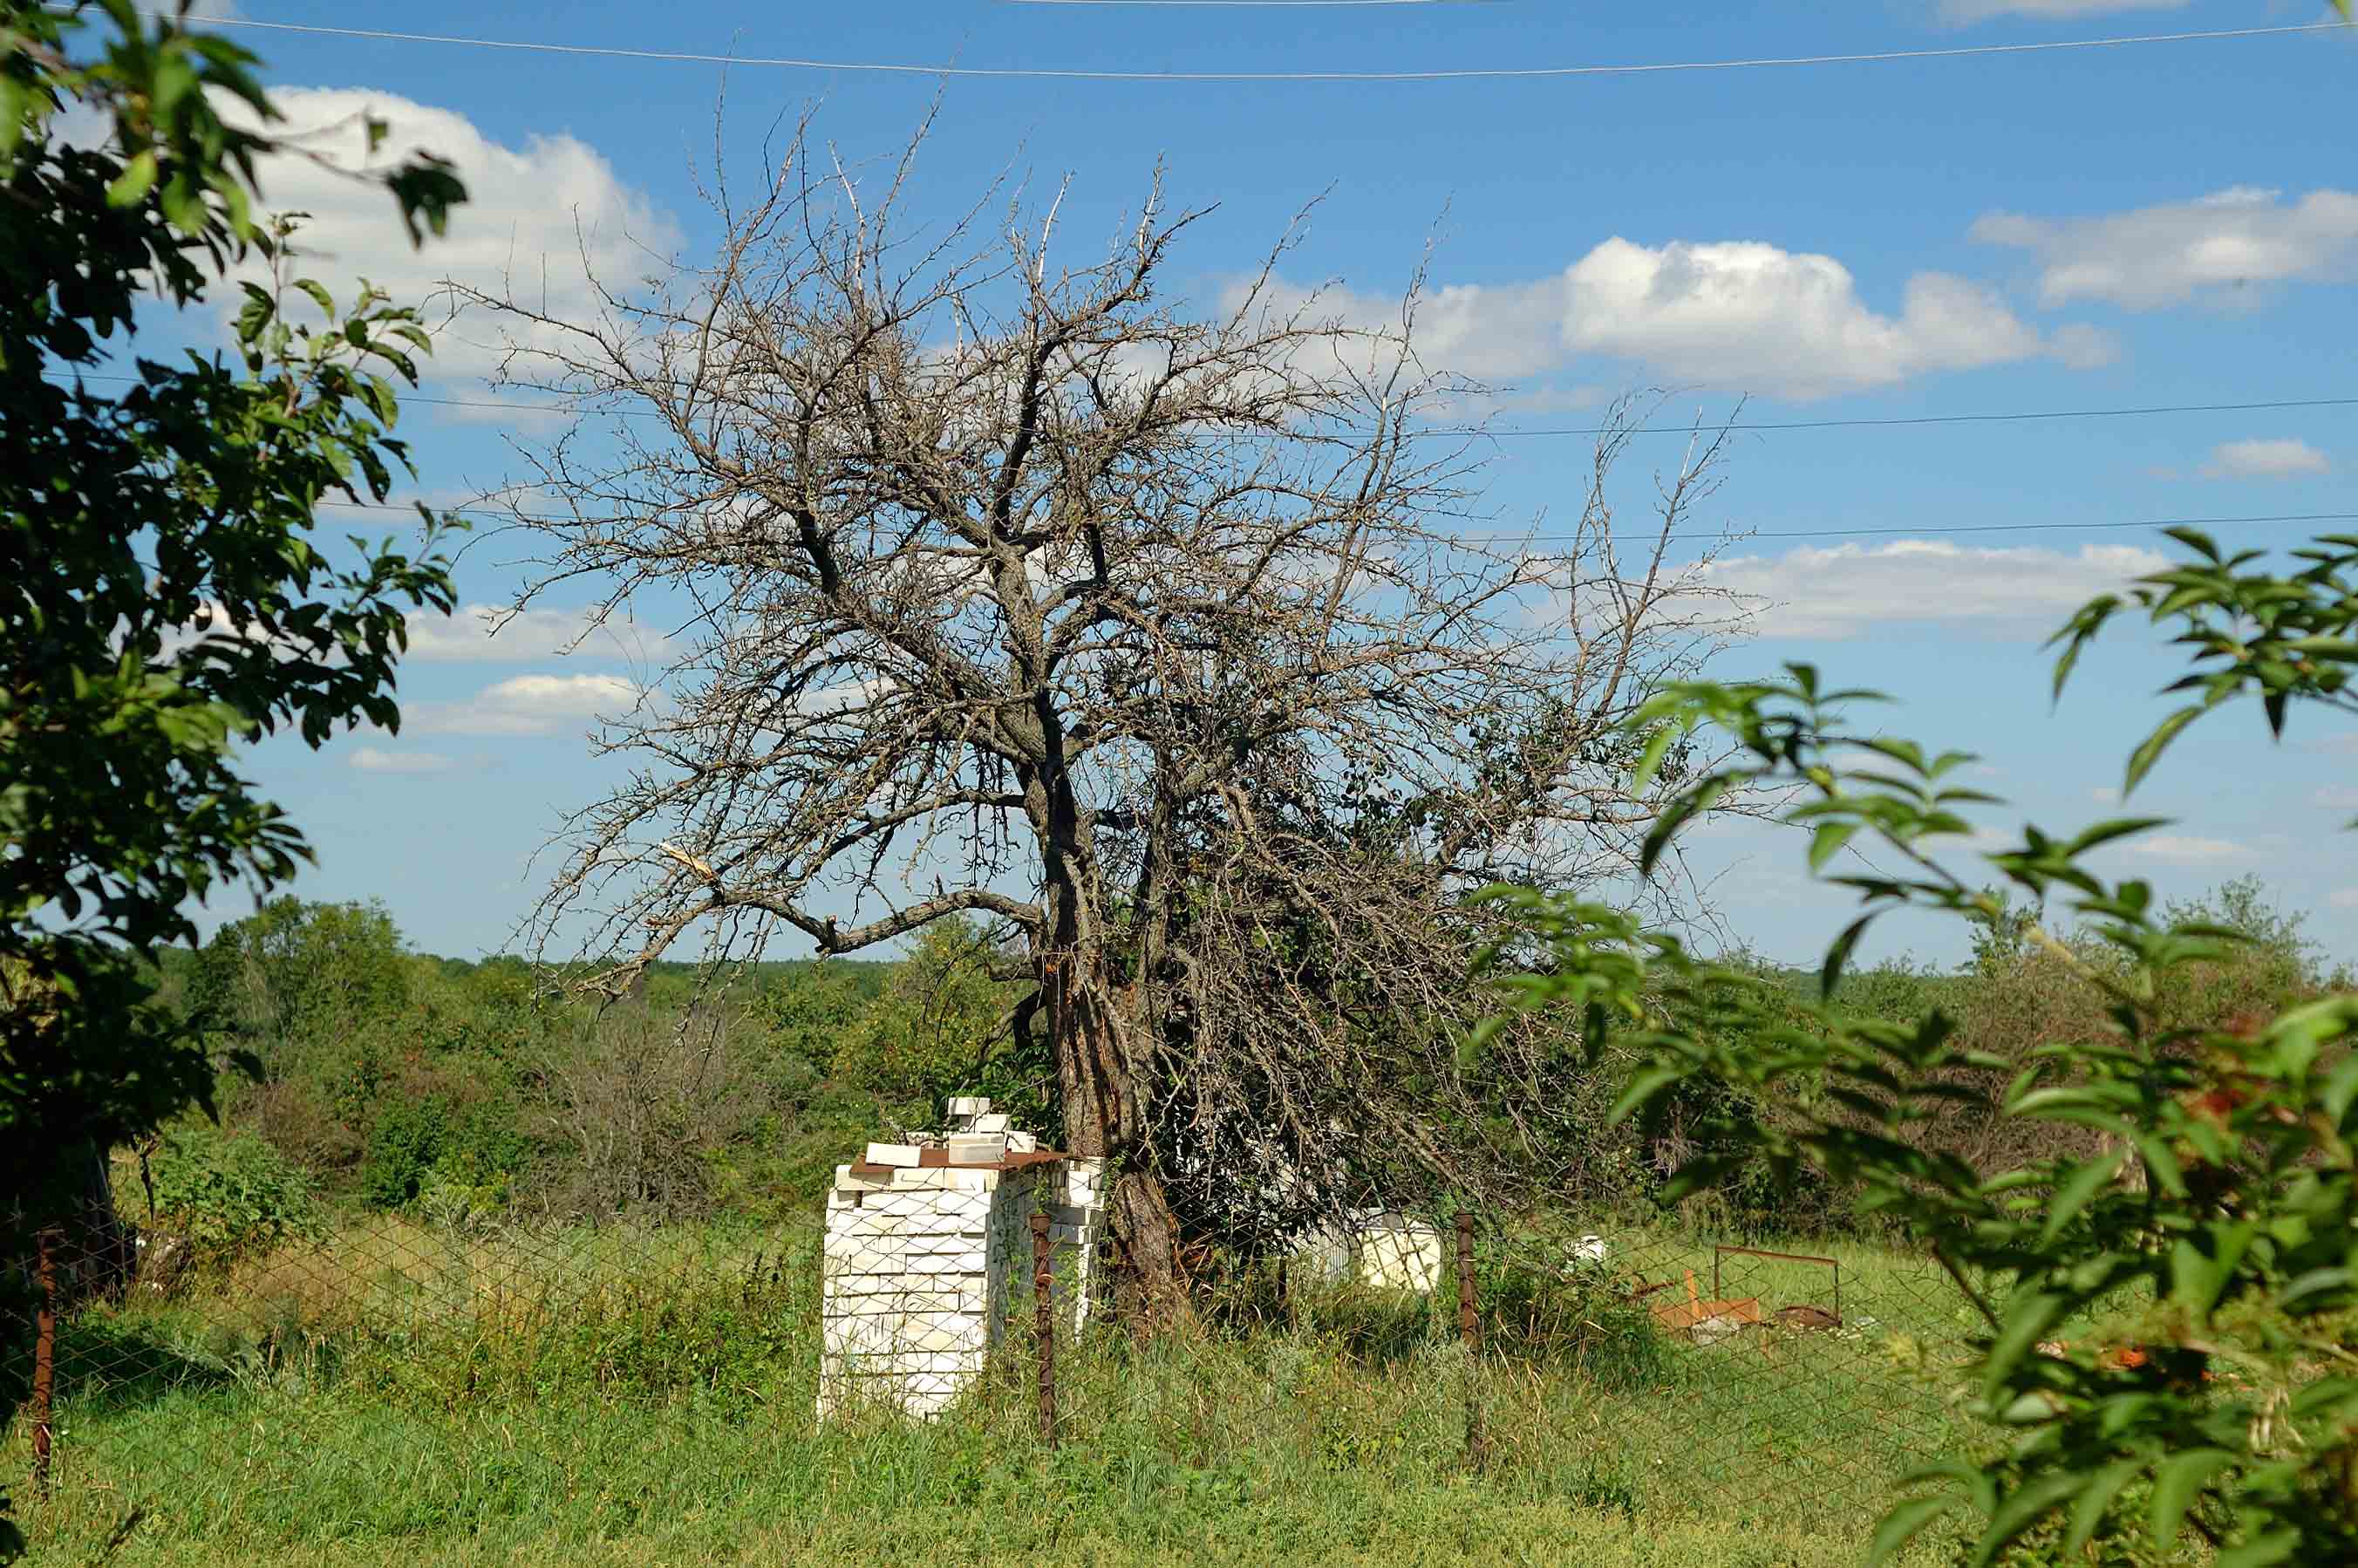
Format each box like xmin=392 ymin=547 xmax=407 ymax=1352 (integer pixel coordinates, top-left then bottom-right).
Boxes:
xmin=3 ymin=1217 xmax=2096 ymax=1565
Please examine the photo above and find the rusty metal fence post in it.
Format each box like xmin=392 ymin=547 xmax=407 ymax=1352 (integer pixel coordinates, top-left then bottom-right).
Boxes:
xmin=31 ymin=1225 xmax=59 ymax=1498
xmin=1455 ymin=1210 xmax=1485 ymax=1470
xmin=1029 ymin=1209 xmax=1057 ymax=1449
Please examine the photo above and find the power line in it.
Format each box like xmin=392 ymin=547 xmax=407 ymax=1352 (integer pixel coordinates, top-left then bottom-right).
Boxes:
xmin=999 ymin=1 xmax=1505 ymax=6
xmin=315 ymin=497 xmax=2358 ymax=548
xmin=152 ymin=13 xmax=2346 ymax=85
xmin=58 ymin=372 xmax=2358 ymax=439
xmin=1473 ymin=397 xmax=2358 ymax=440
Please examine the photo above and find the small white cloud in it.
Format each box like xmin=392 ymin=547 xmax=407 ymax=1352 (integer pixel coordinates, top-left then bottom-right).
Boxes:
xmin=402 ymin=603 xmax=672 ymax=664
xmin=1560 ymin=239 xmax=2081 ymax=399
xmin=2123 ymin=833 xmax=2250 ymax=863
xmin=1698 ymin=539 xmax=2170 ymax=640
xmin=2048 ymin=322 xmax=2120 ymax=370
xmin=1974 ymin=187 xmax=2358 ymax=310
xmin=348 ymin=747 xmax=454 ymax=774
xmin=407 ymin=672 xmax=644 ymax=737
xmin=1937 ymin=0 xmax=2190 ymax=22
xmin=2197 ymin=439 xmax=2332 ymax=481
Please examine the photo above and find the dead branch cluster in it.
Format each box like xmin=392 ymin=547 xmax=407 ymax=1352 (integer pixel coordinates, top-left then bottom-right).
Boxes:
xmin=452 ymin=112 xmax=1759 ymax=1260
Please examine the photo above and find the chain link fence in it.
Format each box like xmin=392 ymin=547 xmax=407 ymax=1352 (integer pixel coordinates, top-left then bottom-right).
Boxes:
xmin=6 ymin=1153 xmax=1975 ymax=1558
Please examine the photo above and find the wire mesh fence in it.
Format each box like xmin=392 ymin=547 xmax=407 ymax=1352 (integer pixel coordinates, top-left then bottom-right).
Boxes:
xmin=5 ymin=1149 xmax=1977 ymax=1558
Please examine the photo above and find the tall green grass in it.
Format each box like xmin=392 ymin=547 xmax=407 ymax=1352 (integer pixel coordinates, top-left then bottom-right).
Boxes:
xmin=6 ymin=1217 xmax=2008 ymax=1565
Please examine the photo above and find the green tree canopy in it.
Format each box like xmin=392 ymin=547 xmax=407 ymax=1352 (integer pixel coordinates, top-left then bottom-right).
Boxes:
xmin=2 ymin=0 xmax=468 ymax=1338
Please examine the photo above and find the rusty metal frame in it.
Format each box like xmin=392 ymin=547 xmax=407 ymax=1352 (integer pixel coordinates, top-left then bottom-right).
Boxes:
xmin=1712 ymin=1244 xmax=1841 ymax=1321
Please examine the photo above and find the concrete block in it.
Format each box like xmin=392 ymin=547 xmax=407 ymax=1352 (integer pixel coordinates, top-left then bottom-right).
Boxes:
xmin=904 ymin=1250 xmax=986 ymax=1275
xmin=864 ymin=1142 xmax=923 ymax=1168
xmin=1006 ymin=1129 xmax=1039 ymax=1154
xmin=947 ymin=1096 xmax=992 ymax=1119
xmin=971 ymin=1112 xmax=1011 ymax=1135
xmin=946 ymin=1134 xmax=1009 ymax=1164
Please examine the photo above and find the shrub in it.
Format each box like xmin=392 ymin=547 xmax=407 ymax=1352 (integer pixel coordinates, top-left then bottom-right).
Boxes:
xmin=1482 ymin=525 xmax=2358 ymax=1565
xmin=149 ymin=1124 xmax=325 ymax=1265
xmin=360 ymin=1096 xmax=447 ymax=1210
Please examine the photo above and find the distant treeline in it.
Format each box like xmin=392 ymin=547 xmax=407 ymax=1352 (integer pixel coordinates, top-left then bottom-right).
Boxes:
xmin=121 ymin=875 xmax=2347 ymax=1251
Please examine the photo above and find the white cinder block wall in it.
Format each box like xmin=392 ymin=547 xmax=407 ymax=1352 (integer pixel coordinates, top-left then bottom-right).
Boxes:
xmin=819 ymin=1131 xmax=1103 ymax=1419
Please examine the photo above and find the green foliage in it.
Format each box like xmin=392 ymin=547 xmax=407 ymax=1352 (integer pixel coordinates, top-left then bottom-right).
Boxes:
xmin=192 ymin=896 xmax=411 ymax=1047
xmin=149 ymin=1122 xmax=324 ymax=1264
xmin=2050 ymin=528 xmax=2358 ymax=801
xmin=1481 ymin=527 xmax=2358 ymax=1565
xmin=359 ymin=1092 xmax=529 ymax=1210
xmin=0 ymin=0 xmax=467 ymax=1209
xmin=831 ymin=918 xmax=1049 ymax=1131
xmin=358 ymin=1097 xmax=447 ymax=1210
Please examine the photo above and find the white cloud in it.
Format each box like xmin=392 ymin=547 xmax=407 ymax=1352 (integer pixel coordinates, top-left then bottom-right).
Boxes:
xmin=348 ymin=747 xmax=454 ymax=774
xmin=1698 ymin=539 xmax=2170 ymax=640
xmin=2048 ymin=322 xmax=2121 ymax=370
xmin=1973 ymin=187 xmax=2358 ymax=309
xmin=1560 ymin=239 xmax=2075 ymax=399
xmin=1937 ymin=0 xmax=2189 ymax=22
xmin=407 ymin=672 xmax=644 ymax=736
xmin=2123 ymin=834 xmax=2251 ymax=863
xmin=1246 ymin=235 xmax=2098 ymax=404
xmin=223 ymin=87 xmax=678 ymax=396
xmin=2198 ymin=439 xmax=2332 ymax=480
xmin=402 ymin=603 xmax=673 ymax=664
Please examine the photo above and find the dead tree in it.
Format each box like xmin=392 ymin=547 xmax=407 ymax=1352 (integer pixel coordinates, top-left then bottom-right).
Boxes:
xmin=456 ymin=121 xmax=1755 ymax=1327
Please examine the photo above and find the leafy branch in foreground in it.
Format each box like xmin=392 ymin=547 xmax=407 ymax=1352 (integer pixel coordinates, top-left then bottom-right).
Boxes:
xmin=1481 ymin=529 xmax=2358 ymax=1565
xmin=3 ymin=18 xmax=469 ymax=1549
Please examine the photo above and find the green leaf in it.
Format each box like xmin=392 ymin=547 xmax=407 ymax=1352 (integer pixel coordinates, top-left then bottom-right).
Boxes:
xmin=2123 ymin=705 xmax=2204 ymax=798
xmin=2041 ymin=1149 xmax=2124 ymax=1246
xmin=2062 ymin=817 xmax=2171 ymax=856
xmin=1630 ymin=719 xmax=1682 ymax=795
xmin=2150 ymin=1449 xmax=2236 ymax=1549
xmin=1807 ymin=820 xmax=1862 ymax=873
xmin=1984 ymin=1290 xmax=2067 ymax=1399
xmin=1866 ymin=1494 xmax=1959 ymax=1567
xmin=2216 ymin=1529 xmax=2301 ymax=1568
xmin=1819 ymin=913 xmax=1875 ymax=1000
xmin=2062 ymin=1459 xmax=2143 ymax=1558
xmin=106 ymin=148 xmax=160 ymax=207
xmin=1638 ymin=774 xmax=1732 ymax=880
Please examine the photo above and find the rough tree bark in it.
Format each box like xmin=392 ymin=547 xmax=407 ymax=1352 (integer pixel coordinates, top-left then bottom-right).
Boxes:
xmin=453 ymin=116 xmax=1755 ymax=1328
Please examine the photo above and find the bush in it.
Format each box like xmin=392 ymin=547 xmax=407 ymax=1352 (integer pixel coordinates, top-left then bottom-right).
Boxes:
xmin=359 ymin=1095 xmax=446 ymax=1209
xmin=1484 ymin=524 xmax=2358 ymax=1565
xmin=149 ymin=1124 xmax=324 ymax=1265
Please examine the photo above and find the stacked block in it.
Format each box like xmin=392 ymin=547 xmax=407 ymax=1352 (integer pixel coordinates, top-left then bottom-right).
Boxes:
xmin=818 ymin=1104 xmax=1105 ymax=1420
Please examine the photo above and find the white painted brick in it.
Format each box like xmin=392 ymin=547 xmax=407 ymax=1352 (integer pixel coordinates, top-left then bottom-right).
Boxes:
xmin=864 ymin=1142 xmax=922 ymax=1168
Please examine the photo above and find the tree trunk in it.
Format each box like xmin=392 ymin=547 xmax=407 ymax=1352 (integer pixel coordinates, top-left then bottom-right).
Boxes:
xmin=20 ymin=1140 xmax=136 ymax=1306
xmin=1046 ymin=945 xmax=1192 ymax=1333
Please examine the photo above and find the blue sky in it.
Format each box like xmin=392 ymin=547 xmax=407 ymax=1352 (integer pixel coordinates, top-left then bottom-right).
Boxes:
xmin=167 ymin=0 xmax=2358 ymax=969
